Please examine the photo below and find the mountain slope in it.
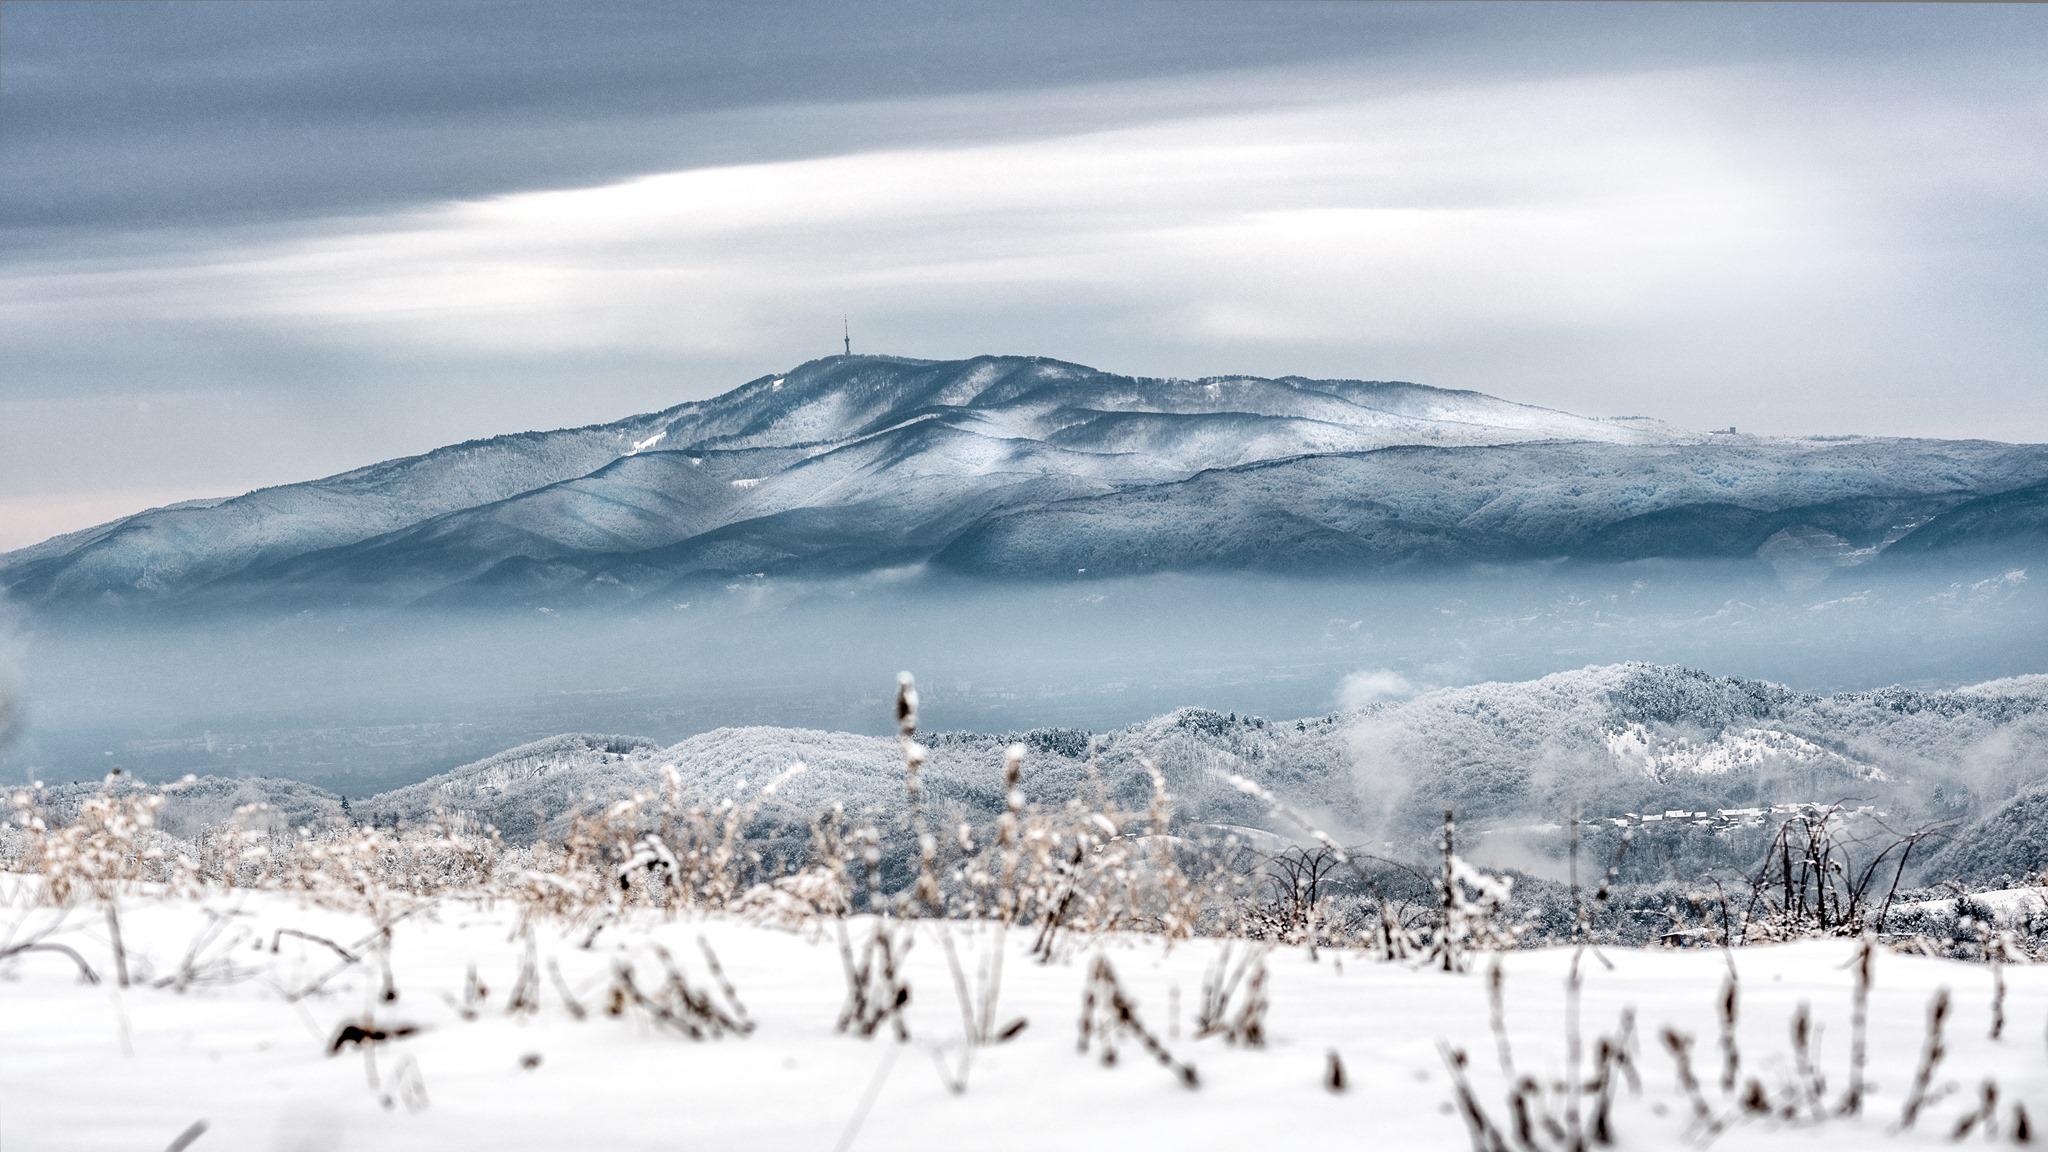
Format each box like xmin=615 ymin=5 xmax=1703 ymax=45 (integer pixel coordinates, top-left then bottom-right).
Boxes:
xmin=0 ymin=412 xmax=684 ymax=608
xmin=1876 ymin=480 xmax=2048 ymax=563
xmin=935 ymin=439 xmax=2048 ymax=576
xmin=8 ymin=354 xmax=2048 ymax=612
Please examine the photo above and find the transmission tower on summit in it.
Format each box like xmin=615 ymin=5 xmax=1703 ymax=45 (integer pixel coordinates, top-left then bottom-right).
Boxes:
xmin=843 ymin=317 xmax=851 ymax=356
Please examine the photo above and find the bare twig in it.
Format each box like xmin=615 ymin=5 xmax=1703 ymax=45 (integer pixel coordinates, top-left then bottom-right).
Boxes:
xmin=270 ymin=927 xmax=358 ymax=964
xmin=0 ymin=939 xmax=100 ymax=984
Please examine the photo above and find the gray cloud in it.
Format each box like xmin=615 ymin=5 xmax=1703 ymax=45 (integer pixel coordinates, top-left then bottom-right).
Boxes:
xmin=1 ymin=0 xmax=1451 ymax=239
xmin=10 ymin=2 xmax=2021 ymax=241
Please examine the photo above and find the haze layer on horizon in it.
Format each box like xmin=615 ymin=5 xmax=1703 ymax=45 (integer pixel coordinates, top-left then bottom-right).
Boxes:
xmin=3 ymin=1 xmax=2045 ymax=549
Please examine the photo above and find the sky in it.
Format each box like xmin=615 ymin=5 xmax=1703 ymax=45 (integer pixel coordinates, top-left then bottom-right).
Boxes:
xmin=2 ymin=1 xmax=2046 ymax=550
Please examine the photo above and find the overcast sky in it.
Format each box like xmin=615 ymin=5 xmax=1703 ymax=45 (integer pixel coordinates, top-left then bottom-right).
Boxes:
xmin=2 ymin=1 xmax=2045 ymax=549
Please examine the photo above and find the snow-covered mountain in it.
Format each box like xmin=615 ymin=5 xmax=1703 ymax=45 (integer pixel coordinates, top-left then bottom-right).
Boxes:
xmin=8 ymin=354 xmax=2048 ymax=612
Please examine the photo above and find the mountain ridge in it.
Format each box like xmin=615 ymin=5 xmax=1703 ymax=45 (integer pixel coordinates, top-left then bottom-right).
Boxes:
xmin=6 ymin=354 xmax=2046 ymax=613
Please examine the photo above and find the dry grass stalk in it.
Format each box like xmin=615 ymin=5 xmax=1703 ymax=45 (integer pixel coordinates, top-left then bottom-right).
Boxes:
xmin=0 ymin=914 xmax=101 ymax=985
xmin=156 ymin=907 xmax=255 ymax=992
xmin=1077 ymin=954 xmax=1197 ymax=1088
xmin=837 ymin=920 xmax=913 ymax=1040
xmin=936 ymin=924 xmax=1024 ymax=1046
xmin=546 ymin=956 xmax=587 ymax=1020
xmin=1895 ymin=987 xmax=1951 ymax=1131
xmin=995 ymin=743 xmax=1026 ymax=922
xmin=1989 ymin=929 xmax=2013 ymax=1041
xmin=1717 ymin=971 xmax=1740 ymax=1095
xmin=1587 ymin=1015 xmax=1639 ymax=1147
xmin=1488 ymin=956 xmax=1515 ymax=1081
xmin=1439 ymin=1043 xmax=1509 ymax=1152
xmin=1839 ymin=932 xmax=1874 ymax=1116
xmin=605 ymin=942 xmax=752 ymax=1040
xmin=933 ymin=923 xmax=1027 ymax=1093
xmin=1192 ymin=942 xmax=1268 ymax=1047
xmin=1787 ymin=1003 xmax=1826 ymax=1122
xmin=1949 ymin=1079 xmax=2002 ymax=1141
xmin=1661 ymin=1027 xmax=1723 ymax=1138
xmin=1436 ymin=962 xmax=1638 ymax=1150
xmin=895 ymin=673 xmax=942 ymax=915
xmin=505 ymin=931 xmax=541 ymax=1016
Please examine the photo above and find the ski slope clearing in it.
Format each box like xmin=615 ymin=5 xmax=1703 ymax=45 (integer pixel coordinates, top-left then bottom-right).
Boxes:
xmin=1 ymin=886 xmax=2042 ymax=1151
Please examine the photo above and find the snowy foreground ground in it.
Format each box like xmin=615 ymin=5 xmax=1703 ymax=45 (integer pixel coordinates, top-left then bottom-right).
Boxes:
xmin=2 ymin=884 xmax=2043 ymax=1151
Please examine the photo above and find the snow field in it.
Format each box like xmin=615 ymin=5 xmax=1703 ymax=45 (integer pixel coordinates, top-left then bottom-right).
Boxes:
xmin=3 ymin=884 xmax=2044 ymax=1150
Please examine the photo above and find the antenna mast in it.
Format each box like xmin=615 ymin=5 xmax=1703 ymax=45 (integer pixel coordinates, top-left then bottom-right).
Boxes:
xmin=842 ymin=317 xmax=851 ymax=357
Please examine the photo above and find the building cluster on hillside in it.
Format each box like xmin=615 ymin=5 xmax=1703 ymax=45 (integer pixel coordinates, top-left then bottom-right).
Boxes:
xmin=1589 ymin=802 xmax=1882 ymax=833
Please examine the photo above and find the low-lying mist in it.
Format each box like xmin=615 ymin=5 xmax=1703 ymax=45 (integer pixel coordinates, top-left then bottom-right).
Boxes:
xmin=1 ymin=558 xmax=2040 ymax=795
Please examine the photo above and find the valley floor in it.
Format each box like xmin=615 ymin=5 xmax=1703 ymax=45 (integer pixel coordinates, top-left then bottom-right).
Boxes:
xmin=1 ymin=884 xmax=2043 ymax=1150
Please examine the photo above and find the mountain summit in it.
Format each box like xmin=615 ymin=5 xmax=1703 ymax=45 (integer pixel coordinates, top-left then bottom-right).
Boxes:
xmin=5 ymin=355 xmax=2046 ymax=613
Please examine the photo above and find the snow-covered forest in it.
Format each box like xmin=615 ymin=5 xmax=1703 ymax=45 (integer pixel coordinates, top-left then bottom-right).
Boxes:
xmin=28 ymin=661 xmax=2048 ymax=888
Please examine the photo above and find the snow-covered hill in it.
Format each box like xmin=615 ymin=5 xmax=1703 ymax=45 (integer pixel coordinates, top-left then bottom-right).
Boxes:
xmin=14 ymin=663 xmax=2048 ymax=882
xmin=8 ymin=354 xmax=2048 ymax=612
xmin=339 ymin=665 xmax=2048 ymax=860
